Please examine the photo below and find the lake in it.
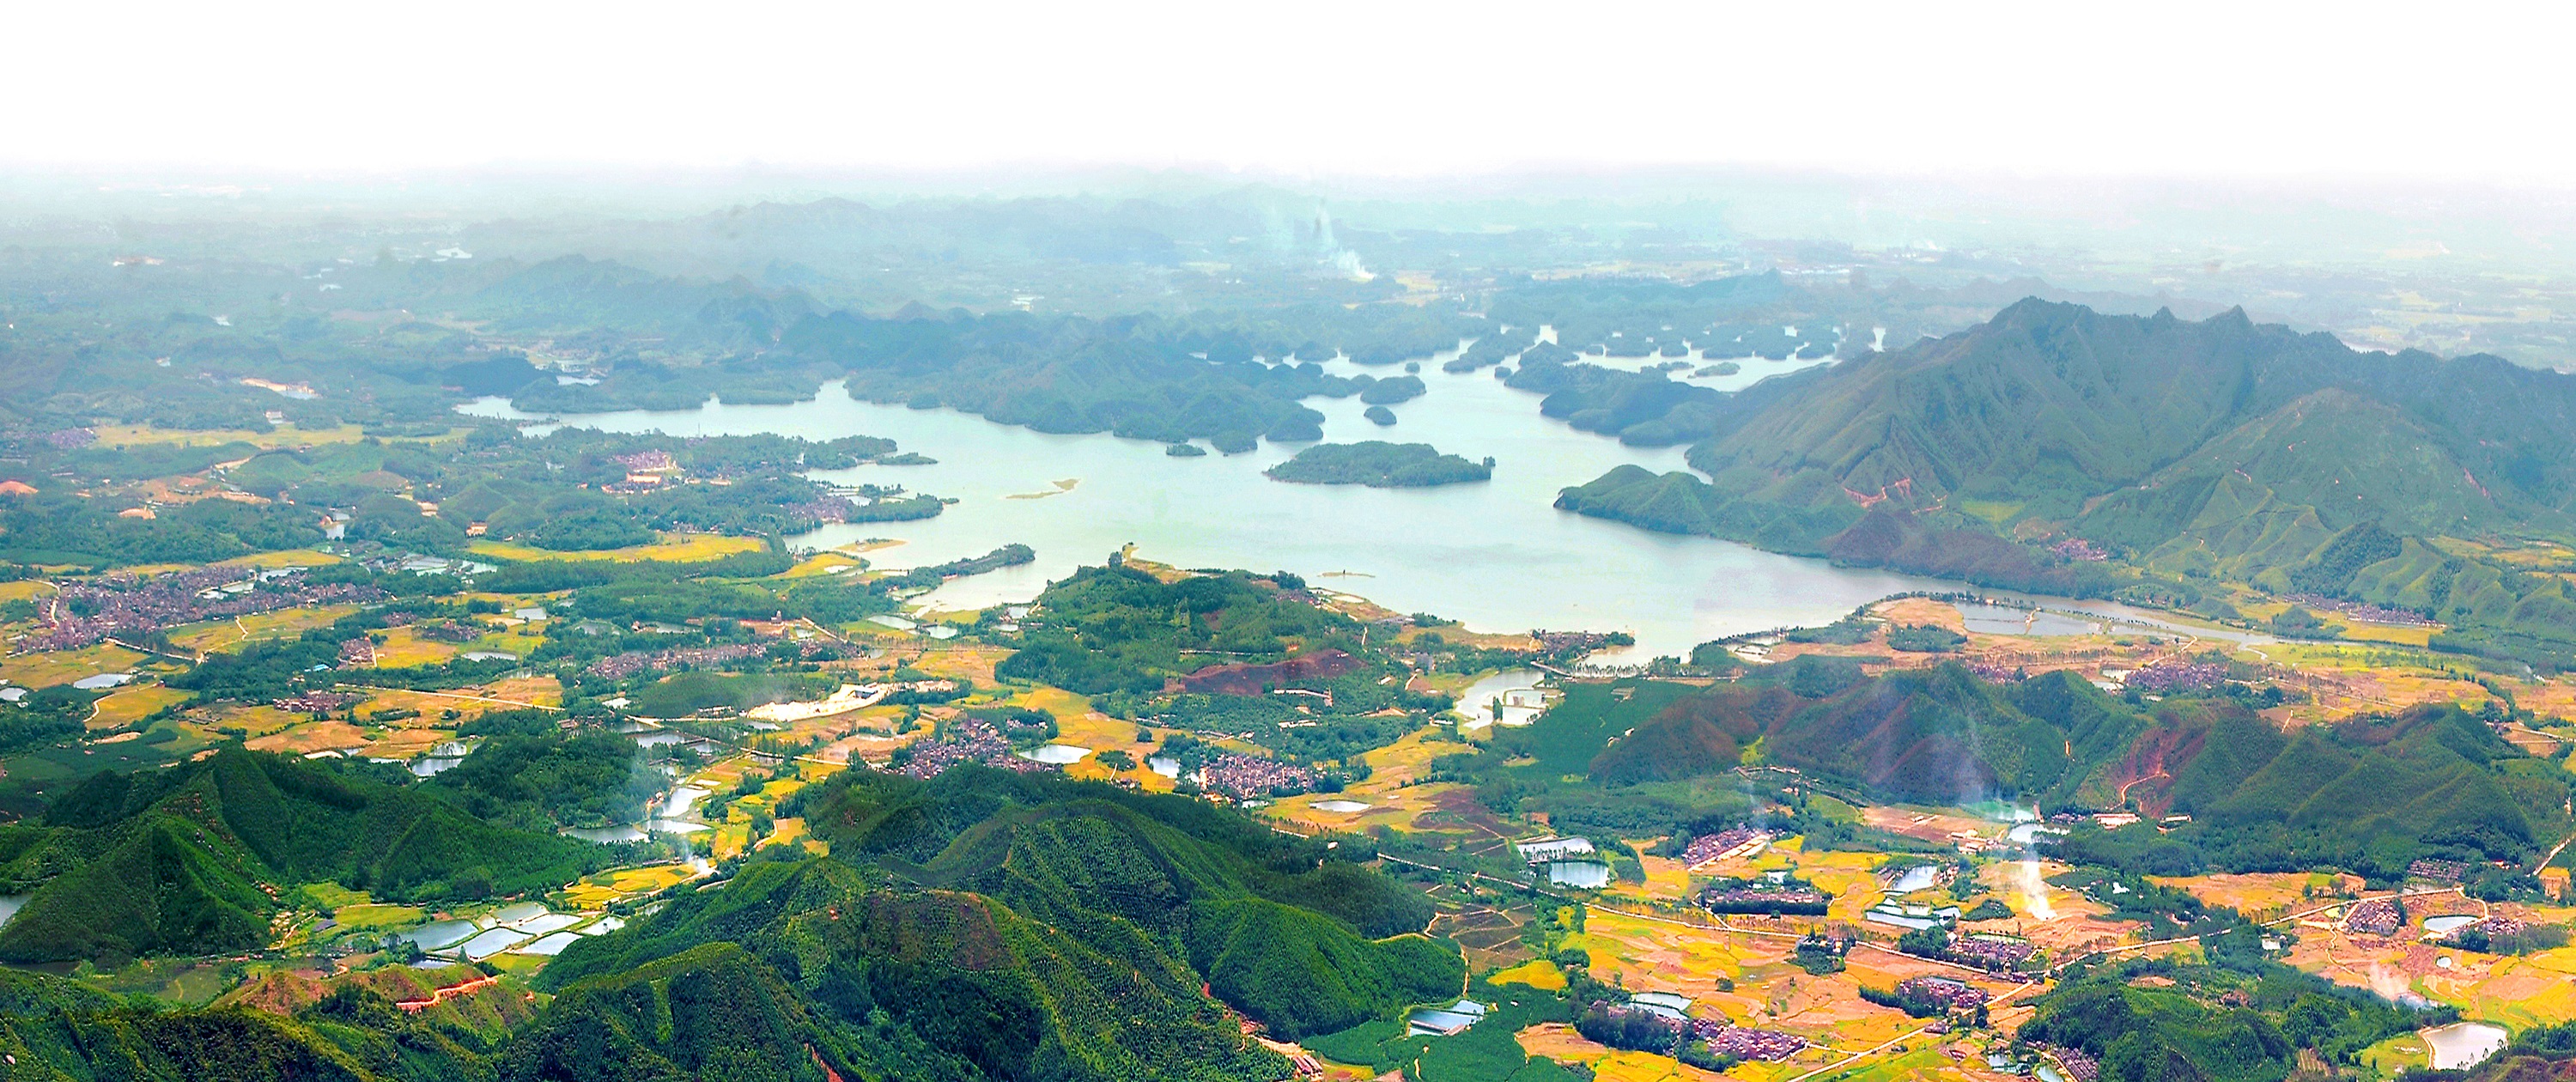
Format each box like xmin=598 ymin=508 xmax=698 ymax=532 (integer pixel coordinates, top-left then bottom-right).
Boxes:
xmin=398 ymin=920 xmax=479 ymax=951
xmin=659 ymin=786 xmax=711 ymax=818
xmin=1546 ymin=861 xmax=1613 ymax=888
xmin=1954 ymin=599 xmax=2278 ymax=647
xmin=1015 ymin=744 xmax=1091 ymax=765
xmin=463 ymin=345 xmax=1953 ymax=660
xmin=1455 ymin=669 xmax=1545 ymax=729
xmin=1956 ymin=604 xmax=2105 ymax=637
xmin=2423 ymin=1022 xmax=2508 ymax=1069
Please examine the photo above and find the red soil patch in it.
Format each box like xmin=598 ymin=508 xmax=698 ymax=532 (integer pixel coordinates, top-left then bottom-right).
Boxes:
xmin=1179 ymin=649 xmax=1361 ymax=695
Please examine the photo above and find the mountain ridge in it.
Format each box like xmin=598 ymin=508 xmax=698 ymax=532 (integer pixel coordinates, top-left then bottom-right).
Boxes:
xmin=1556 ymin=297 xmax=2576 ymax=665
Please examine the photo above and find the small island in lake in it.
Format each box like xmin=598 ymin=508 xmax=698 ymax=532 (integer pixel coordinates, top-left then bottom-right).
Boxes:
xmin=1265 ymin=441 xmax=1492 ymax=488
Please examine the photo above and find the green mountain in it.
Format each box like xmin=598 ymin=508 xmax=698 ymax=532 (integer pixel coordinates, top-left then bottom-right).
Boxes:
xmin=7 ymin=764 xmax=1461 ymax=1081
xmin=0 ymin=749 xmax=605 ymax=964
xmin=1265 ymin=441 xmax=1492 ymax=487
xmin=0 ymin=965 xmax=500 ymax=1082
xmin=525 ymin=766 xmax=1458 ymax=1080
xmin=1594 ymin=662 xmax=2571 ymax=881
xmin=1556 ymin=300 xmax=2576 ymax=665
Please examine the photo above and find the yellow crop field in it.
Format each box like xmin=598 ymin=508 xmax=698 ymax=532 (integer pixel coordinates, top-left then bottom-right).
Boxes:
xmin=166 ymin=605 xmax=360 ymax=654
xmin=479 ymin=675 xmax=569 ymax=711
xmin=1 ymin=644 xmax=146 ymax=688
xmin=0 ymin=581 xmax=57 ymax=602
xmin=220 ymin=549 xmax=342 ymax=568
xmin=905 ymin=644 xmax=1012 ymax=685
xmin=1008 ymin=686 xmax=1091 ymax=718
xmin=784 ymin=553 xmax=866 ymax=578
xmin=246 ymin=720 xmax=374 ymax=755
xmin=763 ymin=818 xmax=809 ymax=850
xmin=303 ymin=883 xmax=369 ymax=909
xmin=333 ymin=904 xmax=428 ymax=930
xmin=1490 ymin=958 xmax=1568 ymax=990
xmin=561 ymin=863 xmax=702 ymax=909
xmin=483 ymin=954 xmax=547 ymax=977
xmin=469 ymin=532 xmax=762 ymax=563
xmin=369 ymin=628 xmax=459 ymax=667
xmin=88 ymin=684 xmax=190 ymax=729
xmin=2149 ymin=871 xmax=2354 ymax=919
xmin=1588 ymin=1049 xmax=1728 ymax=1082
xmin=89 ymin=422 xmax=373 ymax=449
xmin=711 ymin=824 xmax=752 ymax=860
xmin=358 ymin=686 xmax=531 ymax=723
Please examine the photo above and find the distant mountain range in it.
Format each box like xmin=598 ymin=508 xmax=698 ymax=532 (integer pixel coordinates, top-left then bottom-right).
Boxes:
xmin=1558 ymin=299 xmax=2576 ymax=666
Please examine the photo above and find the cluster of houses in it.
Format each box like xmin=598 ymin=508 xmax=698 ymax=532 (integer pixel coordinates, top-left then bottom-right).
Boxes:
xmin=2036 ymin=1043 xmax=2100 ymax=1082
xmin=1699 ymin=1023 xmax=1807 ymax=1061
xmin=1579 ymin=991 xmax=1808 ymax=1062
xmin=1895 ymin=975 xmax=1989 ymax=1011
xmin=1197 ymin=752 xmax=1320 ymax=799
xmin=1514 ymin=836 xmax=1596 ymax=863
xmin=2281 ymin=593 xmax=2439 ymax=629
xmin=584 ymin=643 xmax=765 ymax=679
xmin=374 ymin=554 xmax=497 ymax=578
xmin=2437 ymin=915 xmax=2533 ymax=945
xmin=337 ymin=637 xmax=379 ymax=668
xmin=2344 ymin=897 xmax=2405 ymax=937
xmin=1680 ymin=826 xmax=1773 ymax=868
xmin=2123 ymin=660 xmax=2228 ymax=695
xmin=273 ymin=690 xmax=367 ymax=714
xmin=605 ymin=450 xmax=682 ymax=494
xmin=18 ymin=565 xmax=385 ymax=653
xmin=1947 ymin=931 xmax=2038 ymax=970
xmin=894 ymin=718 xmax=1053 ymax=779
xmin=1701 ymin=871 xmax=1832 ymax=915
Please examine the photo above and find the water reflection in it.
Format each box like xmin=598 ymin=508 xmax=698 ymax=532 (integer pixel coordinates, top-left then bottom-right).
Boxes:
xmin=1546 ymin=861 xmax=1612 ymax=888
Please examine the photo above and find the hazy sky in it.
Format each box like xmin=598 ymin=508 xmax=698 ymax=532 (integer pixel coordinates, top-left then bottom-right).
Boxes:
xmin=12 ymin=1 xmax=2570 ymax=183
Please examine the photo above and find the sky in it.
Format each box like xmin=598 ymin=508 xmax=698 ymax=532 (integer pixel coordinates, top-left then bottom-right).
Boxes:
xmin=9 ymin=1 xmax=2572 ymax=184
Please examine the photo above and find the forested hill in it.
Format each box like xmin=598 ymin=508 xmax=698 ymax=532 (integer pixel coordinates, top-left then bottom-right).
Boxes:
xmin=1590 ymin=660 xmax=2570 ymax=884
xmin=1557 ymin=300 xmax=2576 ymax=667
xmin=0 ymin=766 xmax=1461 ymax=1080
xmin=0 ymin=750 xmax=605 ymax=965
xmin=531 ymin=767 xmax=1460 ymax=1080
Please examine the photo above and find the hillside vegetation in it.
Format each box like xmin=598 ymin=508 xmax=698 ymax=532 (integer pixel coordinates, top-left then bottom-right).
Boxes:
xmin=993 ymin=565 xmax=1451 ymax=763
xmin=1588 ymin=662 xmax=2570 ymax=882
xmin=0 ymin=750 xmax=604 ymax=964
xmin=1265 ymin=441 xmax=1492 ymax=487
xmin=1557 ymin=301 xmax=2576 ymax=667
xmin=533 ymin=766 xmax=1460 ymax=1078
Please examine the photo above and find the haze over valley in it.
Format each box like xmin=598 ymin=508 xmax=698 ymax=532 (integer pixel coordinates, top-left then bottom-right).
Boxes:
xmin=7 ymin=6 xmax=2576 ymax=1081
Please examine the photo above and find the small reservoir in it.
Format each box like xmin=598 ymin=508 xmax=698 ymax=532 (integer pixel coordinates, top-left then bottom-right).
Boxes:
xmin=1546 ymin=861 xmax=1613 ymax=889
xmin=2423 ymin=1022 xmax=2508 ymax=1069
